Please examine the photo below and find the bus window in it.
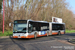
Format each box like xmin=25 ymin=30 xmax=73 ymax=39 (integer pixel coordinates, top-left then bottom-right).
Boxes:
xmin=28 ymin=22 xmax=38 ymax=33
xmin=40 ymin=23 xmax=49 ymax=31
xmin=28 ymin=22 xmax=49 ymax=33
xmin=52 ymin=24 xmax=65 ymax=30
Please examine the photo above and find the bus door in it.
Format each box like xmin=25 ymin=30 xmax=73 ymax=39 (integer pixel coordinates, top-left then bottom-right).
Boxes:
xmin=49 ymin=23 xmax=52 ymax=35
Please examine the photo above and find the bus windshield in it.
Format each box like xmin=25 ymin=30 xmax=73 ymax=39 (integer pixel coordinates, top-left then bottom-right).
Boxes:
xmin=13 ymin=23 xmax=27 ymax=33
xmin=13 ymin=20 xmax=27 ymax=33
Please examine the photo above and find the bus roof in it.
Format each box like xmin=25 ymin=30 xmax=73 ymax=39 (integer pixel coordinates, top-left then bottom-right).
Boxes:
xmin=14 ymin=20 xmax=65 ymax=24
xmin=28 ymin=20 xmax=65 ymax=24
xmin=28 ymin=19 xmax=49 ymax=23
xmin=14 ymin=20 xmax=26 ymax=21
xmin=49 ymin=22 xmax=65 ymax=24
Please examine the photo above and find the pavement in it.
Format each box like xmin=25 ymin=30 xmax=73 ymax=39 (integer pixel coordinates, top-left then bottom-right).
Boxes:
xmin=0 ymin=36 xmax=10 ymax=38
xmin=0 ymin=33 xmax=75 ymax=50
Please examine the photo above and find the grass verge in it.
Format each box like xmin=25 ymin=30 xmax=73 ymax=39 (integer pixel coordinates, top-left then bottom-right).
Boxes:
xmin=66 ymin=30 xmax=75 ymax=33
xmin=0 ymin=31 xmax=13 ymax=36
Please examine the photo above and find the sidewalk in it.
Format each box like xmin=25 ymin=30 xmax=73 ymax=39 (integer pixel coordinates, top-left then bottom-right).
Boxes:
xmin=0 ymin=36 xmax=12 ymax=38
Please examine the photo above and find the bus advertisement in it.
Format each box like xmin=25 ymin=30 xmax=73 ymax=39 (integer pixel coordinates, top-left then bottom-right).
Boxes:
xmin=52 ymin=17 xmax=62 ymax=23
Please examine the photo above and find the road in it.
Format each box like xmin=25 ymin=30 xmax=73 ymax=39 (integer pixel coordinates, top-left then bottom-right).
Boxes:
xmin=0 ymin=33 xmax=75 ymax=50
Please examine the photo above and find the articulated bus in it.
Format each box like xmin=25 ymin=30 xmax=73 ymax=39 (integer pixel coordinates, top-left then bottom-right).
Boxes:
xmin=13 ymin=20 xmax=65 ymax=39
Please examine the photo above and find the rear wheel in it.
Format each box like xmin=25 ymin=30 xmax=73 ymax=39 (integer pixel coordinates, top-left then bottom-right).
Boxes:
xmin=58 ymin=32 xmax=61 ymax=35
xmin=47 ymin=33 xmax=49 ymax=37
xmin=47 ymin=31 xmax=49 ymax=37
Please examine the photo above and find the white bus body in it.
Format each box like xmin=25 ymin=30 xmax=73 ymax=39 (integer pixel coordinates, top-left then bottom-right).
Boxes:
xmin=13 ymin=20 xmax=65 ymax=38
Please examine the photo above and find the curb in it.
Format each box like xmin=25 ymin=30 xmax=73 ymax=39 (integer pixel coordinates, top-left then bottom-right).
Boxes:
xmin=0 ymin=36 xmax=12 ymax=39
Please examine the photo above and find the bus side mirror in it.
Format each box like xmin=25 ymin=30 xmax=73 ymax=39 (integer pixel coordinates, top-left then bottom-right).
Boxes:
xmin=9 ymin=23 xmax=11 ymax=26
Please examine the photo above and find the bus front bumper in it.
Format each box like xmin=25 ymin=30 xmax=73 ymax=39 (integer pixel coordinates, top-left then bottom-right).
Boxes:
xmin=13 ymin=36 xmax=28 ymax=38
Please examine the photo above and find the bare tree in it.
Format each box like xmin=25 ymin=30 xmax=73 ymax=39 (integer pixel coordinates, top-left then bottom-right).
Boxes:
xmin=1 ymin=0 xmax=75 ymax=30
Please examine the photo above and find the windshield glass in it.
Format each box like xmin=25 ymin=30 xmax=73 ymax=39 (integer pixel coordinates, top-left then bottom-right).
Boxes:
xmin=13 ymin=23 xmax=27 ymax=33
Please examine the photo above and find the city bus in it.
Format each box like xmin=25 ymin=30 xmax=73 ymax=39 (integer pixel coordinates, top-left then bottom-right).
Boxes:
xmin=13 ymin=19 xmax=65 ymax=39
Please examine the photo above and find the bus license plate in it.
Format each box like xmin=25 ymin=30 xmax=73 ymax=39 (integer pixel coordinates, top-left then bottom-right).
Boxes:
xmin=18 ymin=36 xmax=21 ymax=38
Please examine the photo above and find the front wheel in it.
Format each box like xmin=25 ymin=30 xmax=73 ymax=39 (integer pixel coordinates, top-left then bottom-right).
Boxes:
xmin=34 ymin=33 xmax=37 ymax=39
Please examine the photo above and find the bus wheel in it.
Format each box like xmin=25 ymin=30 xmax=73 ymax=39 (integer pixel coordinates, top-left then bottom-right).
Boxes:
xmin=34 ymin=33 xmax=37 ymax=39
xmin=47 ymin=33 xmax=49 ymax=37
xmin=58 ymin=32 xmax=61 ymax=35
xmin=47 ymin=32 xmax=49 ymax=37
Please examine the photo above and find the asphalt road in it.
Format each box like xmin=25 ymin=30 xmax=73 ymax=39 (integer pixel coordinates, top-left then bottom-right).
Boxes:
xmin=0 ymin=33 xmax=75 ymax=50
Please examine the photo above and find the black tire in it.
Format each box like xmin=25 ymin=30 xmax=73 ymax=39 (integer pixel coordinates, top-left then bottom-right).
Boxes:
xmin=47 ymin=31 xmax=49 ymax=37
xmin=58 ymin=32 xmax=61 ymax=35
xmin=47 ymin=33 xmax=49 ymax=37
